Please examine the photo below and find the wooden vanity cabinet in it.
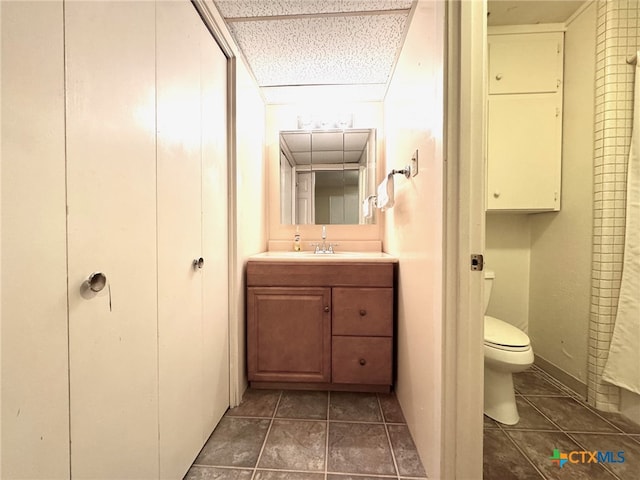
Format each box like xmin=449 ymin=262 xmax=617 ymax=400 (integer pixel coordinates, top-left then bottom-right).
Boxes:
xmin=246 ymin=261 xmax=395 ymax=392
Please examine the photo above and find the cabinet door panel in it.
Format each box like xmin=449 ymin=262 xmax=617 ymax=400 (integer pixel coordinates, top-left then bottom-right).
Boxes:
xmin=487 ymin=94 xmax=561 ymax=211
xmin=489 ymin=33 xmax=562 ymax=94
xmin=65 ymin=2 xmax=159 ymax=478
xmin=248 ymin=287 xmax=331 ymax=382
xmin=332 ymin=336 xmax=392 ymax=385
xmin=332 ymin=287 xmax=393 ymax=336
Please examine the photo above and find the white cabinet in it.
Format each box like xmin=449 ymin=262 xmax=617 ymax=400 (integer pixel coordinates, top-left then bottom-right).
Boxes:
xmin=486 ymin=31 xmax=563 ymax=212
xmin=1 ymin=1 xmax=229 ymax=478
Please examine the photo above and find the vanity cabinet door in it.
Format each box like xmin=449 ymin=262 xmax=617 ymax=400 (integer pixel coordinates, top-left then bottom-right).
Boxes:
xmin=247 ymin=287 xmax=331 ymax=383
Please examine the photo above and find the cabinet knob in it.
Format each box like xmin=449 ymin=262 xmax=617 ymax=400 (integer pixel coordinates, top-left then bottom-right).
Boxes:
xmin=495 ymin=73 xmax=503 ymax=80
xmin=359 ymin=358 xmax=367 ymax=366
xmin=324 ymin=306 xmax=330 ymax=312
xmin=493 ymin=191 xmax=501 ymax=198
xmin=359 ymin=309 xmax=367 ymax=317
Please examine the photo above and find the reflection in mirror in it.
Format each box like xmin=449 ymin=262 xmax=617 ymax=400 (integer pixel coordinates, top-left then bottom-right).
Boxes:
xmin=279 ymin=128 xmax=376 ymax=225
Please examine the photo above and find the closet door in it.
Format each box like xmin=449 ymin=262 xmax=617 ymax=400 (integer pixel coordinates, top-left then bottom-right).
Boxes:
xmin=157 ymin=2 xmax=229 ymax=477
xmin=1 ymin=2 xmax=70 ymax=478
xmin=65 ymin=2 xmax=159 ymax=478
xmin=200 ymin=20 xmax=230 ymax=434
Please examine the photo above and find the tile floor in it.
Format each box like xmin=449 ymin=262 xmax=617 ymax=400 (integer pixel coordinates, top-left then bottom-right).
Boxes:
xmin=484 ymin=366 xmax=640 ymax=480
xmin=185 ymin=389 xmax=428 ymax=480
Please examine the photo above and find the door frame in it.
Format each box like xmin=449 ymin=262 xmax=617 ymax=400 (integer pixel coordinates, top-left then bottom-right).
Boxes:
xmin=442 ymin=0 xmax=486 ymax=478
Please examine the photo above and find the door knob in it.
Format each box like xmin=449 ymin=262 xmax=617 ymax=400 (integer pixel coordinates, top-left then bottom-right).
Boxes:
xmin=193 ymin=257 xmax=204 ymax=270
xmin=324 ymin=306 xmax=330 ymax=312
xmin=359 ymin=358 xmax=367 ymax=366
xmin=495 ymin=74 xmax=503 ymax=80
xmin=359 ymin=309 xmax=367 ymax=316
xmin=80 ymin=271 xmax=107 ymax=299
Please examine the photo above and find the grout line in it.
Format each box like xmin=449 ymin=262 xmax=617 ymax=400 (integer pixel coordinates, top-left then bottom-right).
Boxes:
xmin=250 ymin=391 xmax=283 ymax=480
xmin=377 ymin=394 xmax=401 ymax=480
xmin=564 ymin=431 xmax=624 ymax=480
xmin=325 ymin=391 xmax=331 ymax=480
xmin=496 ymin=424 xmax=547 ymax=480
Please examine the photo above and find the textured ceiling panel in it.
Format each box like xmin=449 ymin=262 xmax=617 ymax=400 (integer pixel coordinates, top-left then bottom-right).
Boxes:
xmin=228 ymin=13 xmax=408 ymax=86
xmin=215 ymin=0 xmax=413 ymax=18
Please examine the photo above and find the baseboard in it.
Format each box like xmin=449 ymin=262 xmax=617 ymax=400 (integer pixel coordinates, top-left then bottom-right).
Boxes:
xmin=534 ymin=354 xmax=588 ymax=399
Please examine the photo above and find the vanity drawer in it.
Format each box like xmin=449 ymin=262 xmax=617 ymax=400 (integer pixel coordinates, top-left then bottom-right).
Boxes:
xmin=332 ymin=336 xmax=392 ymax=385
xmin=332 ymin=287 xmax=393 ymax=336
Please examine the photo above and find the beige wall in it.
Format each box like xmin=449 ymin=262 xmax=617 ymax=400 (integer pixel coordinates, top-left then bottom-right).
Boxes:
xmin=232 ymin=58 xmax=268 ymax=397
xmin=485 ymin=214 xmax=532 ymax=333
xmin=266 ymin=102 xmax=383 ymax=245
xmin=383 ymin=1 xmax=445 ymax=477
xmin=529 ymin=3 xmax=595 ymax=387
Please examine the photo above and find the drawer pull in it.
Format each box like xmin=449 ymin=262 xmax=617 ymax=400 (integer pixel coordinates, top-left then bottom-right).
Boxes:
xmin=359 ymin=358 xmax=367 ymax=366
xmin=359 ymin=309 xmax=367 ymax=316
xmin=324 ymin=306 xmax=330 ymax=312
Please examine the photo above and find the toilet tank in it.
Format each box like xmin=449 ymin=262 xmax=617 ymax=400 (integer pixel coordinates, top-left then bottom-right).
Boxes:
xmin=484 ymin=270 xmax=495 ymax=313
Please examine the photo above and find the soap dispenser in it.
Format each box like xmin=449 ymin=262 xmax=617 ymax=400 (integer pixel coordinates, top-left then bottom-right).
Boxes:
xmin=293 ymin=226 xmax=301 ymax=252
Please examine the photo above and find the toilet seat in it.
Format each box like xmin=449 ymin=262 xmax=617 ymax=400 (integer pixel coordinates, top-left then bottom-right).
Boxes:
xmin=484 ymin=315 xmax=530 ymax=351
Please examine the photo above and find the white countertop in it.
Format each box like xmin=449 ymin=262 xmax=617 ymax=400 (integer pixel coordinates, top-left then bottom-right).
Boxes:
xmin=249 ymin=251 xmax=398 ymax=263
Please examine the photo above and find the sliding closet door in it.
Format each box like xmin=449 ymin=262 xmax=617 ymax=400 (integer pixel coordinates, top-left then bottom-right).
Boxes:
xmin=1 ymin=2 xmax=70 ymax=477
xmin=201 ymin=18 xmax=230 ymax=434
xmin=157 ymin=2 xmax=229 ymax=477
xmin=65 ymin=2 xmax=159 ymax=478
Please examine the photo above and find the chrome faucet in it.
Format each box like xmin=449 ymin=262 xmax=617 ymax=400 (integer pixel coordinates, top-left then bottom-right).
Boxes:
xmin=312 ymin=225 xmax=337 ymax=254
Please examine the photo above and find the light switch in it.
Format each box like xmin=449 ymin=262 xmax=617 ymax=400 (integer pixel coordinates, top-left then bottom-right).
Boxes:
xmin=411 ymin=149 xmax=418 ymax=177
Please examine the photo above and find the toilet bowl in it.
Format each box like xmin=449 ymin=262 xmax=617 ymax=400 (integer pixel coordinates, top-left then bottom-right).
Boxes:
xmin=483 ymin=271 xmax=534 ymax=425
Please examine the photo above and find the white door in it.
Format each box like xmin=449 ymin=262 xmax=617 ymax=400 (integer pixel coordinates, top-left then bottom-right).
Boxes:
xmin=65 ymin=2 xmax=159 ymax=478
xmin=157 ymin=2 xmax=229 ymax=477
xmin=296 ymin=171 xmax=315 ymax=224
xmin=200 ymin=15 xmax=230 ymax=437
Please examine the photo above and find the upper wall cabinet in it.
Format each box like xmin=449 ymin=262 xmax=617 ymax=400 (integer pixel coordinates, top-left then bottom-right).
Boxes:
xmin=486 ymin=30 xmax=564 ymax=212
xmin=489 ymin=33 xmax=563 ymax=94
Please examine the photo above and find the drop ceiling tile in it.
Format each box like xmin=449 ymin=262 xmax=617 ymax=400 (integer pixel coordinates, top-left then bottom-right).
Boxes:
xmin=228 ymin=13 xmax=408 ymax=86
xmin=215 ymin=0 xmax=412 ymax=18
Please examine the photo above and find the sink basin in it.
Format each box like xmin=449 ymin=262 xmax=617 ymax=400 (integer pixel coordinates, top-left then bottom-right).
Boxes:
xmin=249 ymin=251 xmax=398 ymax=263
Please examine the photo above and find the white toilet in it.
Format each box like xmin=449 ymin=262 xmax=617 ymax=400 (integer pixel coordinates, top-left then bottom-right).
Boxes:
xmin=483 ymin=270 xmax=534 ymax=425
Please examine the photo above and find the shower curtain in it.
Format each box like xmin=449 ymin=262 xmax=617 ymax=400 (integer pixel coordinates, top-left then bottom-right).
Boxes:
xmin=602 ymin=52 xmax=640 ymax=396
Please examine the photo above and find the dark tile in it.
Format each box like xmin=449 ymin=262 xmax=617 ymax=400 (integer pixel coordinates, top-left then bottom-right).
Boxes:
xmin=484 ymin=414 xmax=500 ymax=428
xmin=328 ymin=422 xmax=396 ymax=475
xmin=502 ymin=397 xmax=559 ymax=431
xmin=592 ymin=410 xmax=640 ymax=434
xmin=514 ymin=371 xmax=567 ymax=396
xmin=506 ymin=430 xmax=617 ymax=479
xmin=226 ymin=389 xmax=280 ymax=418
xmin=194 ymin=417 xmax=270 ymax=468
xmin=387 ymin=424 xmax=426 ymax=477
xmin=526 ymin=397 xmax=619 ymax=433
xmin=483 ymin=428 xmax=543 ymax=480
xmin=258 ymin=419 xmax=326 ymax=471
xmin=254 ymin=472 xmax=324 ymax=480
xmin=329 ymin=392 xmax=382 ymax=422
xmin=378 ymin=393 xmax=406 ymax=423
xmin=570 ymin=432 xmax=640 ymax=480
xmin=276 ymin=390 xmax=328 ymax=420
xmin=183 ymin=466 xmax=253 ymax=480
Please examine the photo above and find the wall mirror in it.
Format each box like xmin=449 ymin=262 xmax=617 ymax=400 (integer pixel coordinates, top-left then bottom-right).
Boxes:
xmin=279 ymin=128 xmax=377 ymax=225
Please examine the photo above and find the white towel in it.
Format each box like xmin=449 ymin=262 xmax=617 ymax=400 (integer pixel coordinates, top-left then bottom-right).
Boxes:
xmin=362 ymin=195 xmax=375 ymax=219
xmin=377 ymin=173 xmax=395 ymax=210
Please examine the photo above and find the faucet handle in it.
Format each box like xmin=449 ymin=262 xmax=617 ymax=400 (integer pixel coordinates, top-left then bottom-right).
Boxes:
xmin=328 ymin=242 xmax=339 ymax=253
xmin=310 ymin=242 xmax=320 ymax=253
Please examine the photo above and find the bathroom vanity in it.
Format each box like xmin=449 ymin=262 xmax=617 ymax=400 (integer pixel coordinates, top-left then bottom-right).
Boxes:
xmin=246 ymin=252 xmax=397 ymax=392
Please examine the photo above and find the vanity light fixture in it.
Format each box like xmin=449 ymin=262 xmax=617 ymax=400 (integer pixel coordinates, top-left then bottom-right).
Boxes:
xmin=297 ymin=113 xmax=353 ymax=130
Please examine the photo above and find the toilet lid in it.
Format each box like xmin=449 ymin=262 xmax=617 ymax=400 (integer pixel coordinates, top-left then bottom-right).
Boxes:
xmin=484 ymin=315 xmax=530 ymax=348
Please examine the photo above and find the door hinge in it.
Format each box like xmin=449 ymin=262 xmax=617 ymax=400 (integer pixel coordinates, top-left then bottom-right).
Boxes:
xmin=471 ymin=254 xmax=484 ymax=271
